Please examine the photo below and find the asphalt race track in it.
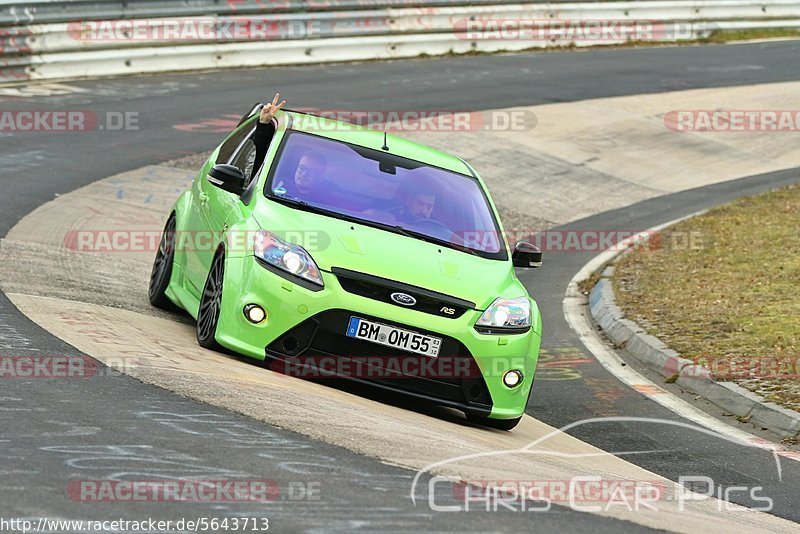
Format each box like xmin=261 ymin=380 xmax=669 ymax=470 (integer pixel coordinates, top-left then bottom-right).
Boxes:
xmin=1 ymin=41 xmax=799 ymax=531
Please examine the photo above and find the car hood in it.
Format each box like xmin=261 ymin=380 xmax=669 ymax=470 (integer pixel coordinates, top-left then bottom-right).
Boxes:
xmin=253 ymin=204 xmax=521 ymax=310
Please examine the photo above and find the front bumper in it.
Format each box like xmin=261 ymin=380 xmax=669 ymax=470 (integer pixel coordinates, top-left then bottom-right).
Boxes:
xmin=216 ymin=255 xmax=541 ymax=419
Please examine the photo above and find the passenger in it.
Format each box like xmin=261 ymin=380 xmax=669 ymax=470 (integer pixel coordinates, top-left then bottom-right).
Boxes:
xmin=251 ymin=93 xmax=285 ymax=178
xmin=273 ymin=149 xmax=327 ymax=201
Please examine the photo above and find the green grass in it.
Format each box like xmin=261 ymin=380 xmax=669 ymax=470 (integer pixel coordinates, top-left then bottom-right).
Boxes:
xmin=614 ymin=183 xmax=800 ymax=412
xmin=703 ymin=28 xmax=800 ymax=44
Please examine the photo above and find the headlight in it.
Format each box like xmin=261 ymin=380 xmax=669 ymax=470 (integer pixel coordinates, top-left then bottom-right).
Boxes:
xmin=475 ymin=296 xmax=530 ymax=332
xmin=254 ymin=230 xmax=323 ymax=287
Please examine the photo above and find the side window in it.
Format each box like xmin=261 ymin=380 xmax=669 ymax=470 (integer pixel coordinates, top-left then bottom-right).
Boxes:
xmin=246 ymin=121 xmax=277 ymax=182
xmin=216 ymin=120 xmax=255 ymax=165
xmin=239 ymin=121 xmax=277 ymax=205
xmin=232 ymin=139 xmax=257 ymax=184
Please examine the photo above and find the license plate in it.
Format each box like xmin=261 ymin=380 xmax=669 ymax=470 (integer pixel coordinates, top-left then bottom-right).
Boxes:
xmin=346 ymin=317 xmax=442 ymax=358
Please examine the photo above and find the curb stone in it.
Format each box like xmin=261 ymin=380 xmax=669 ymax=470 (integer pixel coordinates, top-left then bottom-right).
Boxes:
xmin=588 ymin=270 xmax=800 ymax=440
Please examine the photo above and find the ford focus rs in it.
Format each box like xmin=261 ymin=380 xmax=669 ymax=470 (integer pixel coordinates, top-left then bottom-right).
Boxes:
xmin=149 ymin=104 xmax=542 ymax=430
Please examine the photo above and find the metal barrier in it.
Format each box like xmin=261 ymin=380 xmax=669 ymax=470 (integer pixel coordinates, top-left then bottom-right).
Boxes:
xmin=2 ymin=0 xmax=800 ymax=82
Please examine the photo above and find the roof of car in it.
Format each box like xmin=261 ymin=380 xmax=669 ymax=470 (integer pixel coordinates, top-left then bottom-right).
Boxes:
xmin=281 ymin=109 xmax=475 ymax=177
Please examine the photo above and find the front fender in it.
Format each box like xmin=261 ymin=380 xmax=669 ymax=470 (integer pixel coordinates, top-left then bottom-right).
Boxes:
xmin=161 ymin=190 xmax=195 ymax=312
xmin=170 ymin=190 xmax=194 ymax=265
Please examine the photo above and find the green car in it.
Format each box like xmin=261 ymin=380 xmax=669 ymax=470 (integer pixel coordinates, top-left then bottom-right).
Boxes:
xmin=149 ymin=105 xmax=542 ymax=430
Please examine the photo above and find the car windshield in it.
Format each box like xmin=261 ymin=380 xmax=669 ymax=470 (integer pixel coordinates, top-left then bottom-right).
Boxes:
xmin=265 ymin=130 xmax=507 ymax=259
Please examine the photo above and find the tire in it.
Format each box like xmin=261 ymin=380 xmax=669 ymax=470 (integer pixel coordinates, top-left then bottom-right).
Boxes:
xmin=196 ymin=249 xmax=225 ymax=351
xmin=466 ymin=414 xmax=522 ymax=431
xmin=149 ymin=214 xmax=178 ymax=310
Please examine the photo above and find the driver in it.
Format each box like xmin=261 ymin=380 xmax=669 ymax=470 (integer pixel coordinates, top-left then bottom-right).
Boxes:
xmin=395 ymin=191 xmax=436 ymax=223
xmin=273 ymin=149 xmax=327 ymax=201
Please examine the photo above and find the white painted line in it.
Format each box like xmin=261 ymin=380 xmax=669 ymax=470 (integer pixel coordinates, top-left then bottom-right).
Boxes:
xmin=0 ymin=83 xmax=89 ymax=98
xmin=563 ymin=212 xmax=800 ymax=463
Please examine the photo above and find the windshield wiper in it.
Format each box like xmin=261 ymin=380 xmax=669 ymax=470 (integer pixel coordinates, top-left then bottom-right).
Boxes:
xmin=377 ymin=222 xmax=481 ymax=257
xmin=269 ymin=198 xmax=420 ymax=242
xmin=267 ymin=195 xmax=352 ymax=222
xmin=354 ymin=219 xmax=416 ymax=239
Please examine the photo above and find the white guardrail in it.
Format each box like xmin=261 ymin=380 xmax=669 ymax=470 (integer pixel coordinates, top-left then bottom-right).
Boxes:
xmin=1 ymin=0 xmax=800 ymax=82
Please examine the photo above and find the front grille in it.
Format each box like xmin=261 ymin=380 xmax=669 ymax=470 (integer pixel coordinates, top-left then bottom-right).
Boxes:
xmin=332 ymin=267 xmax=474 ymax=319
xmin=266 ymin=309 xmax=492 ymax=412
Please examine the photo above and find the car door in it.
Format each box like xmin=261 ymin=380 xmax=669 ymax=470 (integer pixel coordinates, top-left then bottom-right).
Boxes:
xmin=183 ymin=118 xmax=257 ymax=297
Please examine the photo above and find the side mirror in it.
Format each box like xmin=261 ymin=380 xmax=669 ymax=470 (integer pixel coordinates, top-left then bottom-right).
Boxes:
xmin=512 ymin=241 xmax=542 ymax=268
xmin=208 ymin=164 xmax=245 ymax=196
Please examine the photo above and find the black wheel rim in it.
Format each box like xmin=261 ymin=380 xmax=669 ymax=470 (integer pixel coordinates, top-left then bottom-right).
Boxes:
xmin=149 ymin=216 xmax=176 ymax=299
xmin=197 ymin=253 xmax=224 ymax=342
